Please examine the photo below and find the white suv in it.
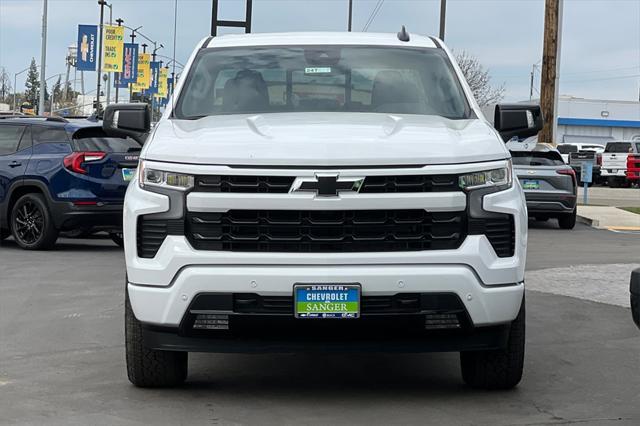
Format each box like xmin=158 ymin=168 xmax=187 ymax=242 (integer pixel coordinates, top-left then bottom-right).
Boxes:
xmin=104 ymin=31 xmax=543 ymax=389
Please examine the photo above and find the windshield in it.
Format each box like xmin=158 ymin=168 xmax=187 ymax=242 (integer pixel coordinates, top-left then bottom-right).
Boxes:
xmin=511 ymin=151 xmax=565 ymax=166
xmin=175 ymin=46 xmax=470 ymax=119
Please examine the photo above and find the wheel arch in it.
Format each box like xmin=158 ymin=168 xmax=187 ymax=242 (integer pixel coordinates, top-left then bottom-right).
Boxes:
xmin=2 ymin=179 xmax=52 ymax=229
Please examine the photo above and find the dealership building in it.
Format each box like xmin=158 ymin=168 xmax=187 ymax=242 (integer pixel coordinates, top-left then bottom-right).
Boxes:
xmin=556 ymin=96 xmax=640 ymax=145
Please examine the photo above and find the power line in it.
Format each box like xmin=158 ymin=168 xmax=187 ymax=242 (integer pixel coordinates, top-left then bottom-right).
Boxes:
xmin=561 ymin=65 xmax=640 ymax=76
xmin=362 ymin=0 xmax=384 ymax=32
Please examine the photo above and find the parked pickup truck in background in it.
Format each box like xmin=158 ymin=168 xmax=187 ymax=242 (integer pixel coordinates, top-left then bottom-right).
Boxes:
xmin=557 ymin=143 xmax=604 ymax=185
xmin=601 ymin=141 xmax=640 ymax=187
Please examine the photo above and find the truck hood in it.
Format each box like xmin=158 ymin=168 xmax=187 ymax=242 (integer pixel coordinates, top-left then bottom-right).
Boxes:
xmin=144 ymin=112 xmax=509 ymax=166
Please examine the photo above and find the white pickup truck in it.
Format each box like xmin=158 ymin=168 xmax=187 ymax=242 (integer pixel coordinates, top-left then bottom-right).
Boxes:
xmin=601 ymin=141 xmax=640 ymax=187
xmin=102 ymin=30 xmax=543 ymax=390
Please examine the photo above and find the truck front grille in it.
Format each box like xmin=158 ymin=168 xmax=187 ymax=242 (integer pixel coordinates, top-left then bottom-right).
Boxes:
xmin=194 ymin=174 xmax=460 ymax=193
xmin=185 ymin=209 xmax=466 ymax=252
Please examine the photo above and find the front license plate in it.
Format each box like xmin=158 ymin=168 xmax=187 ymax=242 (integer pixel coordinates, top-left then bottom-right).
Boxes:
xmin=522 ymin=179 xmax=540 ymax=190
xmin=122 ymin=168 xmax=136 ymax=182
xmin=294 ymin=284 xmax=360 ymax=319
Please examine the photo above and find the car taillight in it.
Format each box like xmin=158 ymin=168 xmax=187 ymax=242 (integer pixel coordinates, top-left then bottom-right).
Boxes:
xmin=596 ymin=153 xmax=602 ymax=166
xmin=63 ymin=152 xmax=106 ymax=174
xmin=557 ymin=168 xmax=576 ymax=185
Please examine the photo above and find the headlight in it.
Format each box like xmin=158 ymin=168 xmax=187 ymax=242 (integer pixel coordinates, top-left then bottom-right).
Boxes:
xmin=459 ymin=161 xmax=512 ymax=191
xmin=138 ymin=160 xmax=194 ymax=191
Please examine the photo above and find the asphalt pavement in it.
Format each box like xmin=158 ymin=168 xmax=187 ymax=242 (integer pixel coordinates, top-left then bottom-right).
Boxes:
xmin=1 ymin=222 xmax=639 ymax=425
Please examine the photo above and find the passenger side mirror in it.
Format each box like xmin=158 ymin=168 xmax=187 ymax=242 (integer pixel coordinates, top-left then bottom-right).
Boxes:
xmin=494 ymin=104 xmax=543 ymax=142
xmin=102 ymin=103 xmax=151 ymax=143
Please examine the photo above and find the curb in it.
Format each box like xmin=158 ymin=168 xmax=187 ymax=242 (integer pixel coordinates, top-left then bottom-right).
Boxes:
xmin=577 ymin=214 xmax=599 ymax=228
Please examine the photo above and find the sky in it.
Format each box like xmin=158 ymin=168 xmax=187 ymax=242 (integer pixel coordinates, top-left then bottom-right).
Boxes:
xmin=0 ymin=0 xmax=639 ymax=102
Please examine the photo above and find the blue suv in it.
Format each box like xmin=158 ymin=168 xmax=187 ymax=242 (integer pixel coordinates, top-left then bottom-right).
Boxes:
xmin=0 ymin=116 xmax=140 ymax=249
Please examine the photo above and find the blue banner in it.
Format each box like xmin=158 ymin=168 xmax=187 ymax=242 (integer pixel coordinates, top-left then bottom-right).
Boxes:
xmin=76 ymin=25 xmax=98 ymax=71
xmin=147 ymin=61 xmax=160 ymax=95
xmin=114 ymin=73 xmax=128 ymax=89
xmin=120 ymin=43 xmax=139 ymax=85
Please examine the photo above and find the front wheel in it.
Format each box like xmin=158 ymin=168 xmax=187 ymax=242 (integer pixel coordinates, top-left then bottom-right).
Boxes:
xmin=125 ymin=290 xmax=188 ymax=387
xmin=10 ymin=193 xmax=58 ymax=250
xmin=558 ymin=209 xmax=577 ymax=230
xmin=460 ymin=298 xmax=525 ymax=390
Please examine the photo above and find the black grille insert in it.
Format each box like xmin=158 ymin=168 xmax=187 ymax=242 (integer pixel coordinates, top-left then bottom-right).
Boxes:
xmin=136 ymin=217 xmax=184 ymax=258
xmin=193 ymin=174 xmax=461 ymax=193
xmin=185 ymin=209 xmax=466 ymax=252
xmin=469 ymin=215 xmax=515 ymax=257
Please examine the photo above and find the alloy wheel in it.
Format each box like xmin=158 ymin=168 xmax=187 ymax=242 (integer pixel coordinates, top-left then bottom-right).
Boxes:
xmin=14 ymin=201 xmax=45 ymax=245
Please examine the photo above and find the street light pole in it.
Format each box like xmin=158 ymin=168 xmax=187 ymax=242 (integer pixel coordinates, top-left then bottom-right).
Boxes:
xmin=96 ymin=0 xmax=107 ymax=114
xmin=439 ymin=0 xmax=446 ymax=40
xmin=13 ymin=67 xmax=30 ymax=113
xmin=105 ymin=2 xmax=112 ymax=106
xmin=38 ymin=0 xmax=48 ymax=115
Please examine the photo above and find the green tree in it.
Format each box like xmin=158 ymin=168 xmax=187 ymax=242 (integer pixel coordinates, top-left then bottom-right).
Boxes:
xmin=24 ymin=58 xmax=40 ymax=109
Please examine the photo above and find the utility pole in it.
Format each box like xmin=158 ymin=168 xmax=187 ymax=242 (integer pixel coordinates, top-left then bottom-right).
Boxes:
xmin=38 ymin=0 xmax=48 ymax=115
xmin=439 ymin=0 xmax=446 ymax=40
xmin=96 ymin=0 xmax=107 ymax=114
xmin=114 ymin=17 xmax=124 ymax=103
xmin=538 ymin=0 xmax=563 ymax=145
xmin=348 ymin=0 xmax=353 ymax=32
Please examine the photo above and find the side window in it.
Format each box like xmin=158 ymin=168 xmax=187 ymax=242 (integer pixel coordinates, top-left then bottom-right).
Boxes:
xmin=17 ymin=126 xmax=32 ymax=151
xmin=32 ymin=126 xmax=69 ymax=145
xmin=0 ymin=125 xmax=25 ymax=155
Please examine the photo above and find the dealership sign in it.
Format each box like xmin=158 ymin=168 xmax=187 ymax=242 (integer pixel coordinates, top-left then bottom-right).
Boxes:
xmin=76 ymin=25 xmax=98 ymax=71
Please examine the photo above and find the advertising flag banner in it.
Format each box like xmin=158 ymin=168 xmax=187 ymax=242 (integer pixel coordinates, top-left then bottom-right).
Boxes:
xmin=120 ymin=43 xmax=139 ymax=84
xmin=132 ymin=53 xmax=151 ymax=92
xmin=114 ymin=73 xmax=128 ymax=89
xmin=76 ymin=25 xmax=98 ymax=71
xmin=155 ymin=68 xmax=169 ymax=99
xmin=102 ymin=25 xmax=125 ymax=72
xmin=147 ymin=61 xmax=160 ymax=95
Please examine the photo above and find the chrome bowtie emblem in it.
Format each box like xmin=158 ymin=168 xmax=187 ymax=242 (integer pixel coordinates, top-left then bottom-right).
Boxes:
xmin=290 ymin=174 xmax=365 ymax=197
xmin=527 ymin=170 xmax=536 ymax=175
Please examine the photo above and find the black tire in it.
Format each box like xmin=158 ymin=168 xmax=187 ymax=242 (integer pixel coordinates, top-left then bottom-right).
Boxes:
xmin=460 ymin=298 xmax=525 ymax=390
xmin=125 ymin=290 xmax=188 ymax=387
xmin=558 ymin=209 xmax=577 ymax=230
xmin=607 ymin=177 xmax=621 ymax=188
xmin=110 ymin=232 xmax=124 ymax=247
xmin=10 ymin=193 xmax=58 ymax=250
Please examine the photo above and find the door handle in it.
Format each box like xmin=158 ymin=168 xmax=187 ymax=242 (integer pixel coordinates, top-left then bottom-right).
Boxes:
xmin=8 ymin=161 xmax=22 ymax=168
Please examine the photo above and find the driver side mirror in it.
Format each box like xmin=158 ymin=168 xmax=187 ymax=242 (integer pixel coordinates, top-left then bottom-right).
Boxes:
xmin=494 ymin=104 xmax=543 ymax=142
xmin=102 ymin=103 xmax=151 ymax=143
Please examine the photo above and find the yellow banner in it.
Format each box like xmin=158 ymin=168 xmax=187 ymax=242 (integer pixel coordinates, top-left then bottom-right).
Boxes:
xmin=131 ymin=53 xmax=151 ymax=92
xmin=102 ymin=25 xmax=125 ymax=72
xmin=155 ymin=68 xmax=169 ymax=99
